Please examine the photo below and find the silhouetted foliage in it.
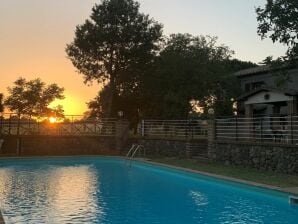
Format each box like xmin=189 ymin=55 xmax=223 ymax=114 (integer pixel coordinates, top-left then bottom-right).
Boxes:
xmin=0 ymin=93 xmax=3 ymax=113
xmin=81 ymin=1 xmax=259 ymax=121
xmin=86 ymin=87 xmax=108 ymax=118
xmin=66 ymin=0 xmax=163 ymax=117
xmin=5 ymin=77 xmax=65 ymax=117
xmin=86 ymin=33 xmax=256 ymax=120
xmin=224 ymin=59 xmax=257 ymax=72
xmin=259 ymin=55 xmax=294 ymax=88
xmin=141 ymin=34 xmax=240 ymax=118
xmin=256 ymin=0 xmax=298 ymax=59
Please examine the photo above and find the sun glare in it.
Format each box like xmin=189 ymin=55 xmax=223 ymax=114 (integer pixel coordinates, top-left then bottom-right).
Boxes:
xmin=49 ymin=117 xmax=57 ymax=123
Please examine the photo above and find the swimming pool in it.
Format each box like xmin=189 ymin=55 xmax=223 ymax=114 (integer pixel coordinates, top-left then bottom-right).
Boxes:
xmin=0 ymin=157 xmax=297 ymax=224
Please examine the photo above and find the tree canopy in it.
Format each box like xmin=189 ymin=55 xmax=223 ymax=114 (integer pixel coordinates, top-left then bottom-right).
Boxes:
xmin=66 ymin=0 xmax=163 ymax=117
xmin=73 ymin=0 xmax=257 ymax=122
xmin=86 ymin=33 xmax=256 ymax=120
xmin=141 ymin=34 xmax=239 ymax=118
xmin=5 ymin=77 xmax=64 ymax=117
xmin=256 ymin=0 xmax=298 ymax=58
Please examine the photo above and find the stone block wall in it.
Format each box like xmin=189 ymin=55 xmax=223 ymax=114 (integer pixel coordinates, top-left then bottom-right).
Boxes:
xmin=211 ymin=141 xmax=298 ymax=174
xmin=139 ymin=138 xmax=207 ymax=158
xmin=0 ymin=135 xmax=118 ymax=156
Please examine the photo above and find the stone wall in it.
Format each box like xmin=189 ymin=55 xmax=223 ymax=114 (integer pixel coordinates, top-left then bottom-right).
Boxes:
xmin=139 ymin=138 xmax=207 ymax=158
xmin=0 ymin=135 xmax=119 ymax=156
xmin=211 ymin=141 xmax=298 ymax=174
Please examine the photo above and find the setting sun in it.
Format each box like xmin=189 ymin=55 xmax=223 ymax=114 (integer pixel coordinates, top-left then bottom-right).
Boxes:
xmin=49 ymin=117 xmax=57 ymax=123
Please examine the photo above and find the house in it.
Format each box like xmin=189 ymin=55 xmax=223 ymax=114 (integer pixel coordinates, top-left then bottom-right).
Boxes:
xmin=235 ymin=65 xmax=298 ymax=117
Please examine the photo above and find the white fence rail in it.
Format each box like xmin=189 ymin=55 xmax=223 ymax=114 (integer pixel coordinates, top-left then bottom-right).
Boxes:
xmin=140 ymin=119 xmax=208 ymax=139
xmin=216 ymin=116 xmax=298 ymax=144
xmin=0 ymin=115 xmax=116 ymax=136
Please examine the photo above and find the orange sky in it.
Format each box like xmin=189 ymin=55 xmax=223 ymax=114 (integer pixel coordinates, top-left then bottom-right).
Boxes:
xmin=0 ymin=0 xmax=286 ymax=115
xmin=0 ymin=1 xmax=99 ymax=115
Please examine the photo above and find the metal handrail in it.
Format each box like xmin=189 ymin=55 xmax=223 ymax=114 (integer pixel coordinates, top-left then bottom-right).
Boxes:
xmin=125 ymin=144 xmax=145 ymax=166
xmin=131 ymin=145 xmax=144 ymax=158
xmin=126 ymin=144 xmax=137 ymax=157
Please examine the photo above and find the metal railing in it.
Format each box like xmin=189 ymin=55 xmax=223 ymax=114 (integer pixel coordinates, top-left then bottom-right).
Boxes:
xmin=215 ymin=115 xmax=298 ymax=144
xmin=0 ymin=114 xmax=116 ymax=136
xmin=139 ymin=119 xmax=208 ymax=139
xmin=125 ymin=144 xmax=145 ymax=166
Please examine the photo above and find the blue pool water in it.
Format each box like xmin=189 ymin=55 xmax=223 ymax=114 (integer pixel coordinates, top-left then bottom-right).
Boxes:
xmin=0 ymin=157 xmax=297 ymax=224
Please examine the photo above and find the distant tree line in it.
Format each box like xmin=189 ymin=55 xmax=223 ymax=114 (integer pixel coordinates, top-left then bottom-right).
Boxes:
xmin=1 ymin=77 xmax=64 ymax=118
xmin=66 ymin=0 xmax=257 ymax=126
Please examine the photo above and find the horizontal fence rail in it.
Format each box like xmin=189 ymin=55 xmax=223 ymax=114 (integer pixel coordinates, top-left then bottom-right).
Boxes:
xmin=216 ymin=115 xmax=298 ymax=144
xmin=140 ymin=119 xmax=208 ymax=139
xmin=0 ymin=114 xmax=116 ymax=136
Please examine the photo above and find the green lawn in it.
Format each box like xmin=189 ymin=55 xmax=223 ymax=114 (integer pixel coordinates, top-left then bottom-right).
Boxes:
xmin=150 ymin=158 xmax=298 ymax=188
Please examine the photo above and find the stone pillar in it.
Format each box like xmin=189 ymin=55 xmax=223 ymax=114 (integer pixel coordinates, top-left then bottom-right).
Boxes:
xmin=287 ymin=99 xmax=297 ymax=115
xmin=115 ymin=119 xmax=130 ymax=152
xmin=245 ymin=104 xmax=253 ymax=118
xmin=272 ymin=105 xmax=281 ymax=131
xmin=207 ymin=119 xmax=216 ymax=160
xmin=287 ymin=99 xmax=297 ymax=144
xmin=245 ymin=104 xmax=254 ymax=140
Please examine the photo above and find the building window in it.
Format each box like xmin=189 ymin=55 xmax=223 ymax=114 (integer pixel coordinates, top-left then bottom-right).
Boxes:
xmin=245 ymin=81 xmax=265 ymax=92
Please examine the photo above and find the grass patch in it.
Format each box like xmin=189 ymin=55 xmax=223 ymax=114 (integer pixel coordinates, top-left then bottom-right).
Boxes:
xmin=150 ymin=157 xmax=298 ymax=188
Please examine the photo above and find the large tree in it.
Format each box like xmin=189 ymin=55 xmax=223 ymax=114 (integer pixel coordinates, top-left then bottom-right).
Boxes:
xmin=86 ymin=34 xmax=256 ymax=120
xmin=66 ymin=0 xmax=163 ymax=117
xmin=140 ymin=34 xmax=236 ymax=118
xmin=5 ymin=77 xmax=64 ymax=117
xmin=256 ymin=0 xmax=298 ymax=58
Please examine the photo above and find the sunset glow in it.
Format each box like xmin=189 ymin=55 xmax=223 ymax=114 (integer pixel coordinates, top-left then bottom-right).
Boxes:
xmin=0 ymin=0 xmax=286 ymax=115
xmin=49 ymin=117 xmax=57 ymax=123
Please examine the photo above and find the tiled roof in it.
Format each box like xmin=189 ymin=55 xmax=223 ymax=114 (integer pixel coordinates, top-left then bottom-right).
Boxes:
xmin=234 ymin=65 xmax=271 ymax=77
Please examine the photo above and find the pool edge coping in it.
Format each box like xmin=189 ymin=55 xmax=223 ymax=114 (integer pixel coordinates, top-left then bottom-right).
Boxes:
xmin=134 ymin=158 xmax=298 ymax=197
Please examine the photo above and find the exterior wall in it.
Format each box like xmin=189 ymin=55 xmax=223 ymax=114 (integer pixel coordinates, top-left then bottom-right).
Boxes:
xmin=0 ymin=135 xmax=208 ymax=158
xmin=0 ymin=136 xmax=119 ymax=156
xmin=238 ymin=68 xmax=298 ymax=116
xmin=239 ymin=68 xmax=298 ymax=91
xmin=245 ymin=91 xmax=293 ymax=105
xmin=240 ymin=73 xmax=274 ymax=90
xmin=210 ymin=141 xmax=298 ymax=174
xmin=139 ymin=138 xmax=207 ymax=158
xmin=285 ymin=69 xmax=298 ymax=90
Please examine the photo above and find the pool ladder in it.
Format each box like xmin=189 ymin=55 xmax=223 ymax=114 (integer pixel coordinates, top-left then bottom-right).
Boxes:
xmin=125 ymin=144 xmax=145 ymax=166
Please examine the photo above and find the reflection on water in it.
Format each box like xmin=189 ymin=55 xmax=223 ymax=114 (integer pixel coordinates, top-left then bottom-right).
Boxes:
xmin=0 ymin=165 xmax=104 ymax=224
xmin=0 ymin=159 xmax=297 ymax=224
xmin=218 ymin=196 xmax=269 ymax=224
xmin=190 ymin=190 xmax=209 ymax=207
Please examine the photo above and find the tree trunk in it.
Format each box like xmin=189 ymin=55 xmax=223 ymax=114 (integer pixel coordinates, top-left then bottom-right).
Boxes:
xmin=105 ymin=76 xmax=116 ymax=118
